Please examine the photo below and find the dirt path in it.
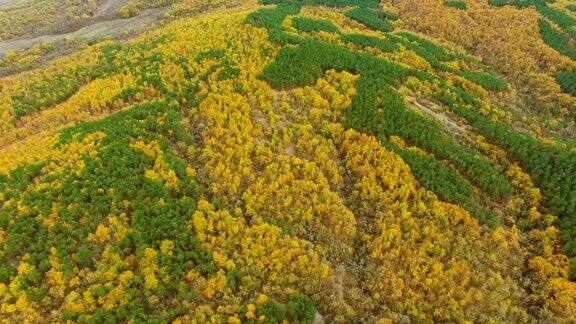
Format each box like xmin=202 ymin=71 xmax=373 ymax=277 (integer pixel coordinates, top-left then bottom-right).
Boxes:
xmin=94 ymin=0 xmax=130 ymax=19
xmin=406 ymin=97 xmax=471 ymax=134
xmin=0 ymin=6 xmax=167 ymax=55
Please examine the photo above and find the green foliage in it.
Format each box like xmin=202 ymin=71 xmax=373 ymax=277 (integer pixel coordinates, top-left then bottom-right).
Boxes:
xmin=238 ymin=295 xmax=316 ymax=323
xmin=393 ymin=32 xmax=467 ymax=62
xmin=488 ymin=0 xmax=509 ymax=6
xmin=292 ymin=16 xmax=339 ymax=34
xmin=10 ymin=64 xmax=106 ymax=119
xmin=341 ymin=33 xmax=399 ymax=52
xmin=556 ymin=70 xmax=576 ymax=96
xmin=264 ymin=217 xmax=293 ymax=234
xmin=388 ymin=142 xmax=497 ymax=225
xmin=489 ymin=0 xmax=554 ymax=8
xmin=92 ymin=285 xmax=108 ymax=298
xmin=98 ymin=40 xmax=236 ymax=109
xmin=193 ymin=49 xmax=242 ymax=83
xmin=537 ymin=4 xmax=576 ymax=38
xmin=345 ymin=7 xmax=396 ymax=32
xmin=247 ymin=4 xmax=302 ymax=44
xmin=227 ymin=269 xmax=241 ymax=290
xmin=287 ymin=294 xmax=316 ymax=324
xmin=391 ymin=32 xmax=509 ymax=91
xmin=539 ymin=19 xmax=576 ymax=59
xmin=374 ymin=86 xmax=513 ymax=199
xmin=257 ymin=300 xmax=286 ymax=323
xmin=0 ymin=100 xmax=216 ymax=322
xmin=347 ymin=78 xmax=507 ymax=225
xmin=457 ymin=70 xmax=508 ymax=91
xmin=194 ymin=49 xmax=226 ymax=61
xmin=260 ymin=38 xmax=410 ymax=88
xmin=254 ymin=4 xmax=509 ymax=223
xmin=8 ymin=36 xmax=175 ymax=120
xmin=436 ymin=94 xmax=576 ymax=255
xmin=76 ymin=245 xmax=93 ymax=268
xmin=444 ymin=0 xmax=467 ymax=10
xmin=195 ymin=50 xmax=242 ymax=81
xmin=0 ymin=163 xmax=45 ymax=196
xmin=2 ymin=0 xmax=576 ymax=320
xmin=0 ymin=264 xmax=15 ymax=283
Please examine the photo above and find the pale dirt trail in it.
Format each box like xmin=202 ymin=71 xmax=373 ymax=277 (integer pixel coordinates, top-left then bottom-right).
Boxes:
xmin=406 ymin=97 xmax=471 ymax=134
xmin=94 ymin=0 xmax=130 ymax=19
xmin=0 ymin=6 xmax=167 ymax=55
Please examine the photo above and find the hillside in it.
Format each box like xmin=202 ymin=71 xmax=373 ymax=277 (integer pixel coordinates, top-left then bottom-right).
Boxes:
xmin=0 ymin=0 xmax=575 ymax=322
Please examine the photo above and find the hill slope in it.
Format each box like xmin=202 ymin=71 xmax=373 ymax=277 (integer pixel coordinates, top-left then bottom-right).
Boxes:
xmin=0 ymin=0 xmax=575 ymax=322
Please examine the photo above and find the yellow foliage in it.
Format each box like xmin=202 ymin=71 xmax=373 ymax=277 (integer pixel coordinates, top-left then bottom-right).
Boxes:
xmin=0 ymin=4 xmax=573 ymax=323
xmin=131 ymin=140 xmax=181 ymax=192
xmin=191 ymin=199 xmax=330 ymax=290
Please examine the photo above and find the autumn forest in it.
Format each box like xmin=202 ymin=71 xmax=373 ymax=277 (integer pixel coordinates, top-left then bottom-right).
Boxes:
xmin=0 ymin=0 xmax=575 ymax=322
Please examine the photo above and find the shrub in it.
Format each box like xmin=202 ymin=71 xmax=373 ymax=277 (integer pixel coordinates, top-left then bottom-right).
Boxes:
xmin=556 ymin=70 xmax=576 ymax=96
xmin=444 ymin=0 xmax=467 ymax=10
xmin=256 ymin=300 xmax=286 ymax=322
xmin=292 ymin=16 xmax=339 ymax=33
xmin=537 ymin=4 xmax=576 ymax=38
xmin=76 ymin=245 xmax=93 ymax=267
xmin=287 ymin=294 xmax=316 ymax=324
xmin=346 ymin=7 xmax=394 ymax=32
xmin=539 ymin=20 xmax=576 ymax=60
xmin=341 ymin=33 xmax=399 ymax=52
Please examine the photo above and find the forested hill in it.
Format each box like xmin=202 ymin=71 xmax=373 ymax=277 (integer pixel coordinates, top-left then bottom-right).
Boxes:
xmin=0 ymin=0 xmax=575 ymax=322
